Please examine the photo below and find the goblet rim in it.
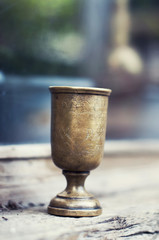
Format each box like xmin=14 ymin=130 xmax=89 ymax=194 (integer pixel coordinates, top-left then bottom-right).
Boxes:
xmin=49 ymin=86 xmax=112 ymax=96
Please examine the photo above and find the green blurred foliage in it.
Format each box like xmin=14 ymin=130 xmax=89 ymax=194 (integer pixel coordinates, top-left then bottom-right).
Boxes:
xmin=0 ymin=0 xmax=79 ymax=75
xmin=0 ymin=0 xmax=76 ymax=38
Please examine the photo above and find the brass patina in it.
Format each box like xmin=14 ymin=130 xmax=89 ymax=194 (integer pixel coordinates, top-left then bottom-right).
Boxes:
xmin=48 ymin=86 xmax=111 ymax=217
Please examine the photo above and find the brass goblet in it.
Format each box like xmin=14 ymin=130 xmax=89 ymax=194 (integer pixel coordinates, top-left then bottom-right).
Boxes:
xmin=48 ymin=86 xmax=111 ymax=217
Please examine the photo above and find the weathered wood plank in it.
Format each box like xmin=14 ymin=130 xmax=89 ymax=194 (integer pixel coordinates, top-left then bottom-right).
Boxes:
xmin=0 ymin=144 xmax=51 ymax=159
xmin=1 ymin=140 xmax=159 ymax=160
xmin=0 ymin=154 xmax=159 ymax=239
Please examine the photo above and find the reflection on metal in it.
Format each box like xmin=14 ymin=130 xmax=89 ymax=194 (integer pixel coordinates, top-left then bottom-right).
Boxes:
xmin=48 ymin=86 xmax=111 ymax=217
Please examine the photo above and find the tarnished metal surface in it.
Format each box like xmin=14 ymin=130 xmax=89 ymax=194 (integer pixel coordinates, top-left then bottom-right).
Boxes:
xmin=48 ymin=86 xmax=111 ymax=217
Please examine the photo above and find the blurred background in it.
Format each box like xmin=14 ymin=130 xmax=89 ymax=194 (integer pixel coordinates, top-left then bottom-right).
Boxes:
xmin=0 ymin=0 xmax=159 ymax=144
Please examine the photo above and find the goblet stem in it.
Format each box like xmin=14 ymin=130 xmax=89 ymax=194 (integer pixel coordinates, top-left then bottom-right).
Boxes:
xmin=63 ymin=170 xmax=90 ymax=197
xmin=48 ymin=170 xmax=102 ymax=217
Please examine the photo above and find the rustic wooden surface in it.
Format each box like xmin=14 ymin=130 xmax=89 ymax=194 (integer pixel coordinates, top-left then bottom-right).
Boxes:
xmin=1 ymin=140 xmax=159 ymax=159
xmin=0 ymin=145 xmax=159 ymax=240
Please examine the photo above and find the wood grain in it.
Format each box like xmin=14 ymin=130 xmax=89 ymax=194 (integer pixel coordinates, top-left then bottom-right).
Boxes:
xmin=1 ymin=140 xmax=159 ymax=160
xmin=0 ymin=149 xmax=159 ymax=239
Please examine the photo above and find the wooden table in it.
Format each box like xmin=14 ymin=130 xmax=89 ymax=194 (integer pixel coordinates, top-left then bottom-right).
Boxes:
xmin=0 ymin=142 xmax=159 ymax=240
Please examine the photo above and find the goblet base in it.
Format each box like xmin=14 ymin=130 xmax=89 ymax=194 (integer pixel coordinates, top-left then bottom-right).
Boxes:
xmin=47 ymin=171 xmax=102 ymax=217
xmin=48 ymin=205 xmax=102 ymax=217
